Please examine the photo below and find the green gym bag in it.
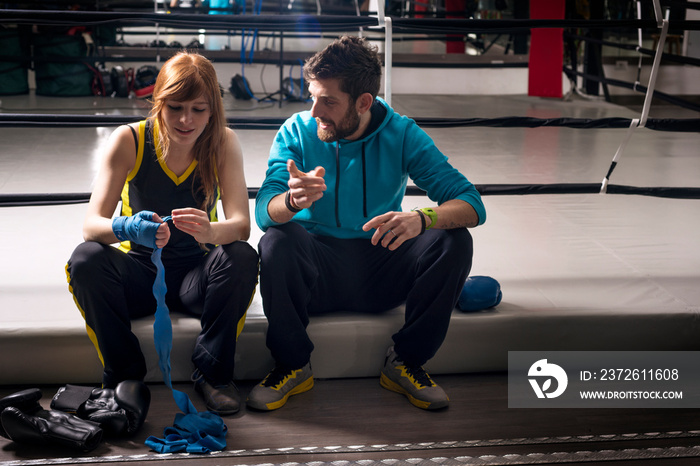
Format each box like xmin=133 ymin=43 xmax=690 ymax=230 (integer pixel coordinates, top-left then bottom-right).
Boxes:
xmin=33 ymin=33 xmax=93 ymax=97
xmin=0 ymin=27 xmax=29 ymax=95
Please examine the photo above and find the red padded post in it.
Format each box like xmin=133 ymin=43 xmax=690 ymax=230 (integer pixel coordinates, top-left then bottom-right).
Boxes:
xmin=445 ymin=0 xmax=466 ymax=54
xmin=528 ymin=0 xmax=565 ymax=98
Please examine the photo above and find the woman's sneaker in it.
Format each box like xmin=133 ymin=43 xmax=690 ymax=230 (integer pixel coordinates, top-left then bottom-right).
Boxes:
xmin=380 ymin=346 xmax=449 ymax=410
xmin=246 ymin=363 xmax=314 ymax=411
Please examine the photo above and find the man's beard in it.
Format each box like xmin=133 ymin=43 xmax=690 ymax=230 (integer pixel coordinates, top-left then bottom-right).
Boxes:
xmin=316 ymin=105 xmax=361 ymax=143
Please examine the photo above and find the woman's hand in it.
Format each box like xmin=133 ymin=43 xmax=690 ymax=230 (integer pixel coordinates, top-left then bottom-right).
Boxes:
xmin=152 ymin=213 xmax=171 ymax=249
xmin=171 ymin=208 xmax=213 ymax=244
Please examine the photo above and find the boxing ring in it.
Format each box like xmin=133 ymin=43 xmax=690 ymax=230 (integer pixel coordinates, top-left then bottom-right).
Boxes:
xmin=1 ymin=1 xmax=700 ymax=464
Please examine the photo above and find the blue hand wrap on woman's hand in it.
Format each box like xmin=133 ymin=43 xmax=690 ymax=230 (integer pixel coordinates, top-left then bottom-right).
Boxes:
xmin=112 ymin=211 xmax=161 ymax=248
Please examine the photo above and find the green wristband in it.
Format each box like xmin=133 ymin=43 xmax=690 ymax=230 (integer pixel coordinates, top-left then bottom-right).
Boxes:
xmin=419 ymin=207 xmax=438 ymax=230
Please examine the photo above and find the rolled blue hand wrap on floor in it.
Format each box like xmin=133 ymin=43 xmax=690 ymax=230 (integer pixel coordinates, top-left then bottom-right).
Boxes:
xmin=147 ymin=411 xmax=227 ymax=453
xmin=144 ymin=216 xmax=228 ymax=454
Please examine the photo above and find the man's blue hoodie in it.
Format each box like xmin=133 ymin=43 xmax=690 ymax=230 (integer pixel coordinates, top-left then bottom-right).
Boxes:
xmin=255 ymin=98 xmax=486 ymax=239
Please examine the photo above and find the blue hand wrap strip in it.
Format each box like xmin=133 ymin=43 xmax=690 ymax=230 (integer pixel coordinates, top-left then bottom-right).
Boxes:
xmin=145 ymin=216 xmax=227 ymax=453
xmin=150 ymin=247 xmax=197 ymax=414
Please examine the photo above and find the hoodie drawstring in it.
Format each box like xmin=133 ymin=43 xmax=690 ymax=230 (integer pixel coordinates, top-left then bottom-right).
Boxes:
xmin=361 ymin=142 xmax=367 ymax=218
xmin=334 ymin=141 xmax=368 ymax=227
xmin=335 ymin=141 xmax=340 ymax=227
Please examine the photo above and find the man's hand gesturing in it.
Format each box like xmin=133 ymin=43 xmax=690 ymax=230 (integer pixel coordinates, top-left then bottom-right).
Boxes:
xmin=287 ymin=159 xmax=326 ymax=209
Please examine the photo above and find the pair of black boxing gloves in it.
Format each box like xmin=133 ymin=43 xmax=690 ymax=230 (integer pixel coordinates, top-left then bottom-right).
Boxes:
xmin=0 ymin=380 xmax=150 ymax=452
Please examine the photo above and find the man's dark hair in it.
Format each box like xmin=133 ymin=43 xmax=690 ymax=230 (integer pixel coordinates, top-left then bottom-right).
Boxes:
xmin=303 ymin=35 xmax=382 ymax=101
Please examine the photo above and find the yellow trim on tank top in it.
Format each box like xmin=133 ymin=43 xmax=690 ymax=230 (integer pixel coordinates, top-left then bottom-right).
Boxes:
xmin=210 ymin=187 xmax=221 ymax=223
xmin=120 ymin=120 xmax=146 ymax=218
xmin=118 ymin=121 xmax=147 ymax=253
xmin=154 ymin=120 xmax=198 ymax=185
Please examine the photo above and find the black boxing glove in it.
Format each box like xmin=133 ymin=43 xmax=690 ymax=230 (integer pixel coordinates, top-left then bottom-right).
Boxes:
xmin=81 ymin=381 xmax=150 ymax=436
xmin=51 ymin=380 xmax=150 ymax=437
xmin=0 ymin=389 xmax=102 ymax=452
xmin=0 ymin=388 xmax=42 ymax=439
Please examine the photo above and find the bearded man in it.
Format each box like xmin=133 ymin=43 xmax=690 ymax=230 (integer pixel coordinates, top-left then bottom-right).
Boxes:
xmin=250 ymin=36 xmax=486 ymax=411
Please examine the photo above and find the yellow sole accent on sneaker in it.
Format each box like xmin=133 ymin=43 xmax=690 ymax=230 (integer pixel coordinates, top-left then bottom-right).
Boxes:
xmin=264 ymin=376 xmax=314 ymax=411
xmin=380 ymin=373 xmax=446 ymax=410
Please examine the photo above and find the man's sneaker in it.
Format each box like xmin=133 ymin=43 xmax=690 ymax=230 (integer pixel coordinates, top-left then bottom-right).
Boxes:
xmin=380 ymin=346 xmax=449 ymax=410
xmin=246 ymin=363 xmax=314 ymax=411
xmin=192 ymin=369 xmax=241 ymax=415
